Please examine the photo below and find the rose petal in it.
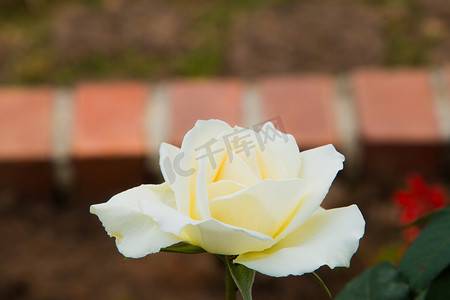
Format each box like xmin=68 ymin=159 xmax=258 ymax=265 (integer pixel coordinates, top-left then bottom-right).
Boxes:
xmin=204 ymin=126 xmax=262 ymax=184
xmin=139 ymin=197 xmax=274 ymax=255
xmin=90 ymin=184 xmax=180 ymax=258
xmin=159 ymin=119 xmax=231 ymax=216
xmin=227 ymin=126 xmax=263 ymax=180
xmin=256 ymin=122 xmax=301 ymax=179
xmin=235 ymin=205 xmax=365 ymax=277
xmin=209 ymin=179 xmax=310 ymax=237
xmin=182 ymin=219 xmax=274 ymax=255
xmin=275 ymin=144 xmax=345 ymax=241
xmin=215 ymin=149 xmax=259 ymax=186
xmin=159 ymin=142 xmax=186 ymax=212
xmin=192 ymin=148 xmax=211 ymax=220
xmin=159 ymin=142 xmax=181 ymax=185
xmin=298 ymin=144 xmax=345 ymax=191
xmin=182 ymin=119 xmax=232 ymax=151
xmin=235 ymin=145 xmax=263 ymax=181
xmin=207 ymin=180 xmax=246 ymax=200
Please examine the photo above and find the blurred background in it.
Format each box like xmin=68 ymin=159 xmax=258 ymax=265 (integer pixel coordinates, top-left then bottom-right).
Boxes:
xmin=1 ymin=0 xmax=450 ymax=83
xmin=0 ymin=0 xmax=449 ymax=299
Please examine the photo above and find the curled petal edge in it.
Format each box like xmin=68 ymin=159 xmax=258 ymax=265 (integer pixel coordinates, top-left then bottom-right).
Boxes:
xmin=90 ymin=184 xmax=181 ymax=258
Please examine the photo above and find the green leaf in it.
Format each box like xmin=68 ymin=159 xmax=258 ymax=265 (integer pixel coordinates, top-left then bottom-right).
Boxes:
xmin=399 ymin=206 xmax=450 ymax=293
xmin=224 ymin=257 xmax=255 ymax=300
xmin=336 ymin=262 xmax=410 ymax=300
xmin=160 ymin=243 xmax=206 ymax=254
xmin=311 ymin=272 xmax=332 ymax=298
xmin=425 ymin=266 xmax=450 ymax=300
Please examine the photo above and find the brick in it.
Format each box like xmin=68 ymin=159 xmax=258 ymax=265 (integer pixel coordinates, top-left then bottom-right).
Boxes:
xmin=445 ymin=66 xmax=450 ymax=98
xmin=0 ymin=87 xmax=52 ymax=160
xmin=72 ymin=82 xmax=147 ymax=158
xmin=352 ymin=69 xmax=442 ymax=180
xmin=259 ymin=75 xmax=338 ymax=150
xmin=0 ymin=87 xmax=53 ymax=199
xmin=353 ymin=69 xmax=440 ymax=143
xmin=441 ymin=67 xmax=450 ymax=140
xmin=442 ymin=67 xmax=450 ymax=179
xmin=168 ymin=79 xmax=242 ymax=146
xmin=71 ymin=82 xmax=148 ymax=202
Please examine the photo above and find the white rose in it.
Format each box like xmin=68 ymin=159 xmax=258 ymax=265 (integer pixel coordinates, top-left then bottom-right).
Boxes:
xmin=90 ymin=119 xmax=365 ymax=277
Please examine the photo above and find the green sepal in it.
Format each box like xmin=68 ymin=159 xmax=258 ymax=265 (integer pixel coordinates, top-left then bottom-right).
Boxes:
xmin=161 ymin=242 xmax=206 ymax=254
xmin=221 ymin=255 xmax=255 ymax=300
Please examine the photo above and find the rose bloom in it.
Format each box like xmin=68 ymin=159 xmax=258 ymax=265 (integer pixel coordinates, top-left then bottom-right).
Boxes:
xmin=91 ymin=120 xmax=365 ymax=277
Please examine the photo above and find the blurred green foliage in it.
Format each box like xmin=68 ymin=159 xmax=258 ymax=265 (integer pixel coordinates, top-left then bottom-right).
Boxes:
xmin=337 ymin=206 xmax=450 ymax=300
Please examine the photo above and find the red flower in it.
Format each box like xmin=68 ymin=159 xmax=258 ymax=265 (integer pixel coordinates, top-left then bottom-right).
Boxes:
xmin=393 ymin=174 xmax=447 ymax=241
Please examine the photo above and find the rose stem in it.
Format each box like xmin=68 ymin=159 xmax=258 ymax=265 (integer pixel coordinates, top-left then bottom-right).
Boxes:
xmin=225 ymin=257 xmax=237 ymax=300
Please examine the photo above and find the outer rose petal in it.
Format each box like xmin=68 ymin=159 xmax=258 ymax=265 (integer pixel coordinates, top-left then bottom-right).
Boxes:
xmin=182 ymin=219 xmax=274 ymax=255
xmin=298 ymin=144 xmax=345 ymax=194
xmin=139 ymin=197 xmax=274 ymax=255
xmin=235 ymin=205 xmax=365 ymax=277
xmin=159 ymin=142 xmax=181 ymax=188
xmin=275 ymin=144 xmax=345 ymax=241
xmin=90 ymin=184 xmax=180 ymax=258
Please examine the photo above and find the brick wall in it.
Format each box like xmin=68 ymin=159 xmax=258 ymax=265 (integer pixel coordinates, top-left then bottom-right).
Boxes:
xmin=1 ymin=68 xmax=449 ymax=203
